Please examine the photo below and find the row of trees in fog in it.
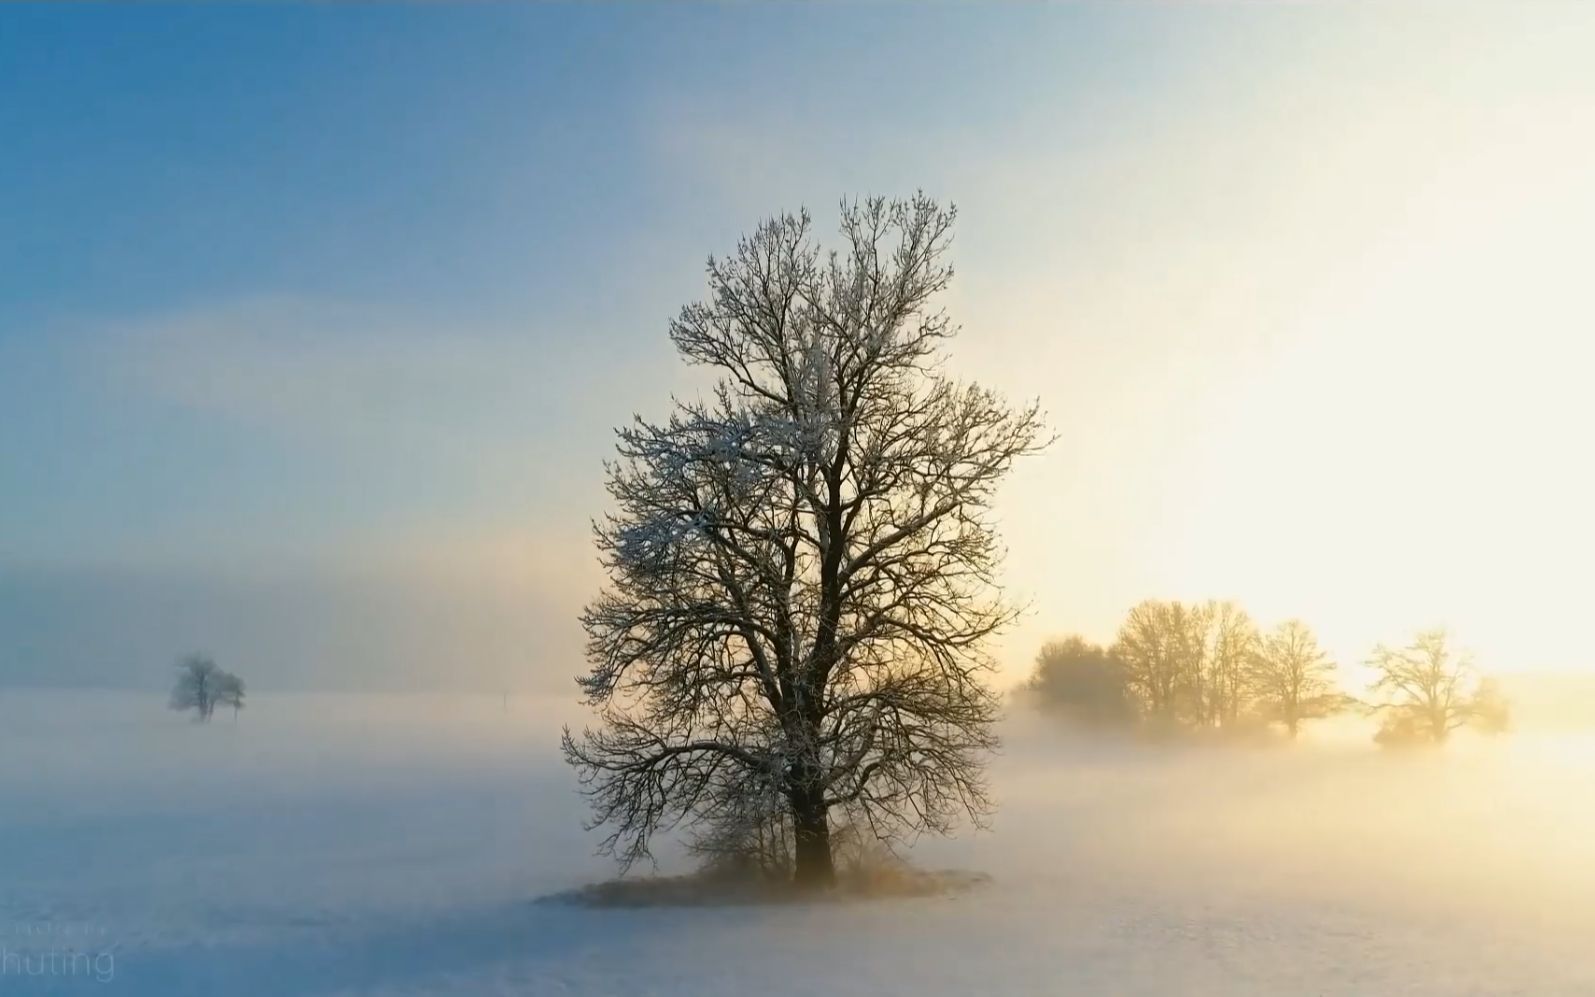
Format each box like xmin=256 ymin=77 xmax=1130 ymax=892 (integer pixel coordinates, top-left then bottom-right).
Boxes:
xmin=1026 ymin=600 xmax=1508 ymax=744
xmin=169 ymin=654 xmax=245 ymax=722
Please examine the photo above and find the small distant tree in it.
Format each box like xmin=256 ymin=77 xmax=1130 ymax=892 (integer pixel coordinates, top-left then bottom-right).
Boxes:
xmin=214 ymin=671 xmax=246 ymax=720
xmin=169 ymin=655 xmax=246 ymax=723
xmin=1024 ymin=636 xmax=1134 ymax=726
xmin=1113 ymin=600 xmax=1203 ymax=725
xmin=1248 ymin=619 xmax=1344 ymax=738
xmin=1113 ymin=599 xmax=1248 ymax=727
xmin=1368 ymin=629 xmax=1506 ymax=745
xmin=1199 ymin=601 xmax=1259 ymax=729
xmin=1471 ymin=677 xmax=1511 ymax=734
xmin=169 ymin=655 xmax=221 ymax=722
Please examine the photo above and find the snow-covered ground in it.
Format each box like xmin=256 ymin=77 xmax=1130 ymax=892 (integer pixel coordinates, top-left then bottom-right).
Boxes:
xmin=5 ymin=689 xmax=1595 ymax=995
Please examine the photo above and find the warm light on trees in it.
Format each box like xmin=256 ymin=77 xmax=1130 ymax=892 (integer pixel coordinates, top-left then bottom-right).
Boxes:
xmin=1024 ymin=636 xmax=1134 ymax=726
xmin=1368 ymin=629 xmax=1507 ymax=745
xmin=1112 ymin=600 xmax=1205 ymax=725
xmin=1199 ymin=601 xmax=1259 ymax=729
xmin=1248 ymin=620 xmax=1344 ymax=738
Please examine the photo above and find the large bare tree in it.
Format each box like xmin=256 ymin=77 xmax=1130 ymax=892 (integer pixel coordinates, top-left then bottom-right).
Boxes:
xmin=564 ymin=196 xmax=1047 ymax=887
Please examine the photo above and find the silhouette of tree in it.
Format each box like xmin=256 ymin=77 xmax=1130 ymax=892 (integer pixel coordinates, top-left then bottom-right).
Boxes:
xmin=169 ymin=655 xmax=221 ymax=722
xmin=1248 ymin=619 xmax=1344 ymax=737
xmin=1113 ymin=600 xmax=1202 ymax=725
xmin=1024 ymin=636 xmax=1134 ymax=726
xmin=214 ymin=671 xmax=246 ymax=720
xmin=1368 ymin=629 xmax=1505 ymax=745
xmin=564 ymin=196 xmax=1047 ymax=887
xmin=1199 ymin=601 xmax=1259 ymax=729
xmin=1112 ymin=599 xmax=1258 ymax=728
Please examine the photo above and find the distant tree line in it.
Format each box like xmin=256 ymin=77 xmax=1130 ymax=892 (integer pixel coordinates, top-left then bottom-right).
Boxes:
xmin=1025 ymin=600 xmax=1507 ymax=745
xmin=169 ymin=654 xmax=246 ymax=722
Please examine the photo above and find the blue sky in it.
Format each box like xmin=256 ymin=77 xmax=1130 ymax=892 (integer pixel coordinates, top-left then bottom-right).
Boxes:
xmin=2 ymin=4 xmax=1160 ymax=564
xmin=4 ymin=5 xmax=1594 ymax=690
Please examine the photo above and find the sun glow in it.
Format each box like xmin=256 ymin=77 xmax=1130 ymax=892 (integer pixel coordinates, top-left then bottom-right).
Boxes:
xmin=989 ymin=26 xmax=1595 ymax=687
xmin=1165 ymin=170 xmax=1595 ymax=677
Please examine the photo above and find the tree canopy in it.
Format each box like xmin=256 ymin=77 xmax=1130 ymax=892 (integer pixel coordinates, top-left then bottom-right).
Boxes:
xmin=1369 ymin=629 xmax=1506 ymax=745
xmin=169 ymin=655 xmax=244 ymax=723
xmin=564 ymin=196 xmax=1047 ymax=886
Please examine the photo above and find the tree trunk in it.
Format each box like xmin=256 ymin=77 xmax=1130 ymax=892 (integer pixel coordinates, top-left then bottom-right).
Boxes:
xmin=790 ymin=791 xmax=835 ymax=889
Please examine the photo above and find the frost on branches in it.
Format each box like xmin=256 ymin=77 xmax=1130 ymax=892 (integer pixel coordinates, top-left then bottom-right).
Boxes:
xmin=563 ymin=195 xmax=1047 ymax=887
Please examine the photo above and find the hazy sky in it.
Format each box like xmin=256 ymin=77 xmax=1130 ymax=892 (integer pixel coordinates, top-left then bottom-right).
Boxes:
xmin=4 ymin=5 xmax=1593 ymax=691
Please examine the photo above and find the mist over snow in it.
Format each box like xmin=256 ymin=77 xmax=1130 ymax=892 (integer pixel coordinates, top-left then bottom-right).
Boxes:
xmin=5 ymin=690 xmax=1594 ymax=995
xmin=6 ymin=5 xmax=1595 ymax=994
